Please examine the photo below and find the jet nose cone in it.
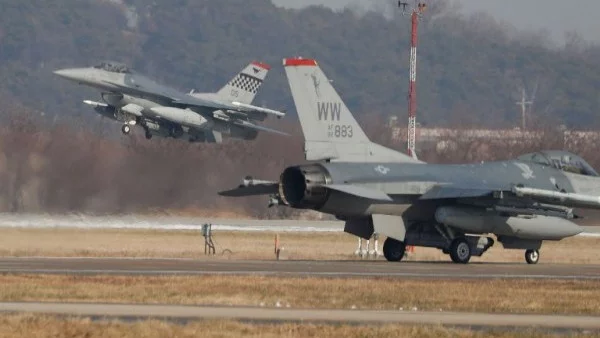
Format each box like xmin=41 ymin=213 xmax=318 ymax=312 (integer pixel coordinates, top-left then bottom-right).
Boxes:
xmin=53 ymin=68 xmax=87 ymax=82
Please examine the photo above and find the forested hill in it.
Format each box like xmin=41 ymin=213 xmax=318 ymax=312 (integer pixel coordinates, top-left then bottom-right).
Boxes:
xmin=1 ymin=0 xmax=600 ymax=129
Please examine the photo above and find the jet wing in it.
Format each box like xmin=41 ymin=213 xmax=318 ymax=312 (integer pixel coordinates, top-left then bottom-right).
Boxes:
xmin=105 ymin=81 xmax=289 ymax=135
xmin=219 ymin=180 xmax=392 ymax=202
xmin=100 ymin=81 xmax=177 ymax=104
xmin=219 ymin=179 xmax=279 ymax=197
xmin=102 ymin=81 xmax=237 ymax=111
xmin=173 ymin=95 xmax=244 ymax=111
xmin=176 ymin=96 xmax=286 ymax=118
xmin=232 ymin=120 xmax=290 ymax=136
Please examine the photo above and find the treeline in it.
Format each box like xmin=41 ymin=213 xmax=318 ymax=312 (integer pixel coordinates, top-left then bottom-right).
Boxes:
xmin=0 ymin=105 xmax=305 ymax=216
xmin=1 ymin=0 xmax=600 ymax=130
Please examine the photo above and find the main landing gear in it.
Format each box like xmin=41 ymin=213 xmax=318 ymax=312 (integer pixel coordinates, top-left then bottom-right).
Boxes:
xmin=383 ymin=237 xmax=406 ymax=262
xmin=449 ymin=237 xmax=471 ymax=264
xmin=525 ymin=249 xmax=540 ymax=264
xmin=381 ymin=231 xmax=540 ymax=265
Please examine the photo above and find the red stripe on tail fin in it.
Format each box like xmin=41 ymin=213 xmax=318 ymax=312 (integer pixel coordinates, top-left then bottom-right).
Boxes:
xmin=251 ymin=61 xmax=271 ymax=70
xmin=283 ymin=58 xmax=318 ymax=67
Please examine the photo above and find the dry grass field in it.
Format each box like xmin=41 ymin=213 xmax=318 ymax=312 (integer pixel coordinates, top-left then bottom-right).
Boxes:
xmin=0 ymin=314 xmax=595 ymax=338
xmin=1 ymin=275 xmax=599 ymax=315
xmin=0 ymin=228 xmax=599 ymax=263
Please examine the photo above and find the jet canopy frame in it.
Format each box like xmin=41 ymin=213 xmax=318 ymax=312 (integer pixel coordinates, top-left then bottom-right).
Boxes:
xmin=93 ymin=61 xmax=132 ymax=74
xmin=518 ymin=151 xmax=599 ymax=177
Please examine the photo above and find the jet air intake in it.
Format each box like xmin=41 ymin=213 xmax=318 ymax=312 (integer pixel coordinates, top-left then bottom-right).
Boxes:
xmin=279 ymin=164 xmax=331 ymax=209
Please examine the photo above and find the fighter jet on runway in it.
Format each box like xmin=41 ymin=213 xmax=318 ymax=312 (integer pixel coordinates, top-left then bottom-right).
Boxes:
xmin=221 ymin=57 xmax=597 ymax=265
xmin=54 ymin=61 xmax=286 ymax=143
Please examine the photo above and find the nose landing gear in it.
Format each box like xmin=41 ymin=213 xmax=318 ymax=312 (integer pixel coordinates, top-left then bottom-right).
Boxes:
xmin=121 ymin=124 xmax=131 ymax=135
xmin=121 ymin=120 xmax=137 ymax=135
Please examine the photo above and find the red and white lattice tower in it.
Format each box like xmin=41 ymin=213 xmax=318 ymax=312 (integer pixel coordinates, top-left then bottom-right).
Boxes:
xmin=399 ymin=1 xmax=427 ymax=157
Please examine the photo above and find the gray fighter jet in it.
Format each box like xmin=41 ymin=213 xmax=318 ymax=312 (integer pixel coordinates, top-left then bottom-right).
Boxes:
xmin=221 ymin=57 xmax=596 ymax=265
xmin=54 ymin=61 xmax=286 ymax=143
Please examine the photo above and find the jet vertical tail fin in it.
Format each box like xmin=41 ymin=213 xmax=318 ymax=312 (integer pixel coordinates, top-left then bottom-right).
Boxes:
xmin=217 ymin=61 xmax=270 ymax=104
xmin=283 ymin=57 xmax=420 ymax=163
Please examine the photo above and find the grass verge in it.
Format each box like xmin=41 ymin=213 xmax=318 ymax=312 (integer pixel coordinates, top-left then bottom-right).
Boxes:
xmin=0 ymin=314 xmax=596 ymax=338
xmin=1 ymin=275 xmax=599 ymax=315
xmin=0 ymin=228 xmax=599 ymax=263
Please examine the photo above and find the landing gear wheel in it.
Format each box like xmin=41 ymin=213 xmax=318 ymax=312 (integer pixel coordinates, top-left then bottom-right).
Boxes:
xmin=383 ymin=237 xmax=406 ymax=262
xmin=121 ymin=124 xmax=131 ymax=135
xmin=144 ymin=131 xmax=152 ymax=140
xmin=449 ymin=237 xmax=471 ymax=264
xmin=525 ymin=249 xmax=539 ymax=265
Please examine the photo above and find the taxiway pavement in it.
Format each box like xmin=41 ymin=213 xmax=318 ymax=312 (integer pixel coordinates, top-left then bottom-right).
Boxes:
xmin=0 ymin=258 xmax=599 ymax=280
xmin=1 ymin=302 xmax=599 ymax=329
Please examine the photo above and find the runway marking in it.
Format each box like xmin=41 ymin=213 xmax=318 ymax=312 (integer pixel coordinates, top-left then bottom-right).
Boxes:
xmin=1 ymin=302 xmax=599 ymax=329
xmin=1 ymin=268 xmax=599 ymax=280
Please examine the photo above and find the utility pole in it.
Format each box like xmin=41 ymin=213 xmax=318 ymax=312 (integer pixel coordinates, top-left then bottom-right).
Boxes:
xmin=398 ymin=1 xmax=427 ymax=158
xmin=398 ymin=1 xmax=426 ymax=256
xmin=516 ymin=86 xmax=534 ymax=130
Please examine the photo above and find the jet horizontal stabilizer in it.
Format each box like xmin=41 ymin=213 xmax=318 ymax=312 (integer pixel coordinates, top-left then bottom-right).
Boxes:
xmin=323 ymin=184 xmax=393 ymax=202
xmin=219 ymin=184 xmax=278 ymax=197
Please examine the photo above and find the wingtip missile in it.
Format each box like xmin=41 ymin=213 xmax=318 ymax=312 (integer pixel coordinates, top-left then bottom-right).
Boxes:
xmin=243 ymin=176 xmax=277 ymax=187
xmin=231 ymin=101 xmax=286 ymax=118
xmin=83 ymin=100 xmax=108 ymax=108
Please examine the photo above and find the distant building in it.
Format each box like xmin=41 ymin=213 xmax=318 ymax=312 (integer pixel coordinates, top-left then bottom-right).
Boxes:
xmin=390 ymin=127 xmax=600 ymax=153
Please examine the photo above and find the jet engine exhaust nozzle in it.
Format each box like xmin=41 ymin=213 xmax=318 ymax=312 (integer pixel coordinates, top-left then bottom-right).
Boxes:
xmin=279 ymin=164 xmax=331 ymax=209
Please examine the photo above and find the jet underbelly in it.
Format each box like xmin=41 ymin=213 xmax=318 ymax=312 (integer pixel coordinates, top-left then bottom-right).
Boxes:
xmin=316 ymin=190 xmax=416 ymax=216
xmin=103 ymin=94 xmax=163 ymax=118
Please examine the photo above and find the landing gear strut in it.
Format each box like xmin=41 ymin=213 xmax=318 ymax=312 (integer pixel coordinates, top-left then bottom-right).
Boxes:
xmin=121 ymin=124 xmax=131 ymax=135
xmin=383 ymin=237 xmax=406 ymax=262
xmin=449 ymin=237 xmax=471 ymax=264
xmin=525 ymin=249 xmax=540 ymax=264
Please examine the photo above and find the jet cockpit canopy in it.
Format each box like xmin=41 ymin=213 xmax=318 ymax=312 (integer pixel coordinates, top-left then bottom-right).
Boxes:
xmin=518 ymin=151 xmax=599 ymax=177
xmin=93 ymin=61 xmax=132 ymax=74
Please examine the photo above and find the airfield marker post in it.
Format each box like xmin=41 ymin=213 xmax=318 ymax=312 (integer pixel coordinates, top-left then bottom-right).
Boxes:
xmin=202 ymin=223 xmax=215 ymax=255
xmin=274 ymin=234 xmax=281 ymax=260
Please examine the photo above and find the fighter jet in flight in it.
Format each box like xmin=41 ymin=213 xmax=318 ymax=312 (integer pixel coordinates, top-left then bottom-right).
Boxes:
xmin=54 ymin=61 xmax=286 ymax=143
xmin=221 ymin=57 xmax=596 ymax=265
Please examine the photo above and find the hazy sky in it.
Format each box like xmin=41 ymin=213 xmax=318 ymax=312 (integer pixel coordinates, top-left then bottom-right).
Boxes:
xmin=272 ymin=0 xmax=600 ymax=45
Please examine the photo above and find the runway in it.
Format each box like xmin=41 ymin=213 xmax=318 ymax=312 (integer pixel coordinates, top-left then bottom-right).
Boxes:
xmin=1 ymin=302 xmax=599 ymax=329
xmin=1 ymin=258 xmax=599 ymax=279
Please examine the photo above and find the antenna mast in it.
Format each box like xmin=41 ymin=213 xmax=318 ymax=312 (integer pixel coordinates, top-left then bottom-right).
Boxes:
xmin=516 ymin=87 xmax=533 ymax=130
xmin=398 ymin=1 xmax=427 ymax=157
